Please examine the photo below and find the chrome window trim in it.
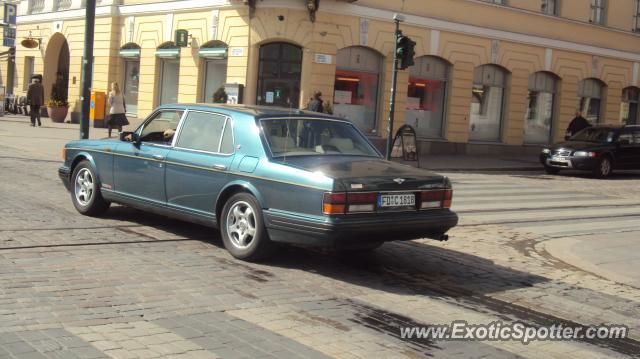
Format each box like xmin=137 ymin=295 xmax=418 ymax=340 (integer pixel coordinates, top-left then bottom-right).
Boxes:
xmin=134 ymin=108 xmax=187 ymax=149
xmin=171 ymin=109 xmax=235 ymax=156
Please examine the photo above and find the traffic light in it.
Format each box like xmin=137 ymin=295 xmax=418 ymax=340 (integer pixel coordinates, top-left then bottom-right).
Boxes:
xmin=396 ymin=34 xmax=416 ymax=70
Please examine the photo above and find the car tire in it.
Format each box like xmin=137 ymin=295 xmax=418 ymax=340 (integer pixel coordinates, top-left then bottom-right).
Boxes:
xmin=71 ymin=160 xmax=110 ymax=216
xmin=544 ymin=166 xmax=560 ymax=175
xmin=593 ymin=156 xmax=613 ymax=179
xmin=220 ymin=192 xmax=274 ymax=261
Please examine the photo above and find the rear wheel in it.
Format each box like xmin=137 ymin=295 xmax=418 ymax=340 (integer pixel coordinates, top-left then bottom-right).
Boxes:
xmin=593 ymin=156 xmax=613 ymax=179
xmin=71 ymin=160 xmax=110 ymax=216
xmin=544 ymin=166 xmax=560 ymax=175
xmin=220 ymin=193 xmax=274 ymax=261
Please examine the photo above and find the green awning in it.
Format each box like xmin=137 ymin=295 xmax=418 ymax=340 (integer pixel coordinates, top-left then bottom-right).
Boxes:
xmin=199 ymin=47 xmax=227 ymax=59
xmin=119 ymin=49 xmax=140 ymax=58
xmin=155 ymin=48 xmax=180 ymax=58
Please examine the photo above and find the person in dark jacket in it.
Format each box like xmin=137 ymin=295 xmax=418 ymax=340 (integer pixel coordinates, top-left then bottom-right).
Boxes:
xmin=307 ymin=91 xmax=323 ymax=113
xmin=26 ymin=77 xmax=45 ymax=127
xmin=566 ymin=111 xmax=591 ymax=139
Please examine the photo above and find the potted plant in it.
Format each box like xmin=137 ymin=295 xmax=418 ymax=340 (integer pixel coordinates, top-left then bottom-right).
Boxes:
xmin=46 ymin=80 xmax=69 ymax=123
xmin=212 ymin=86 xmax=228 ymax=104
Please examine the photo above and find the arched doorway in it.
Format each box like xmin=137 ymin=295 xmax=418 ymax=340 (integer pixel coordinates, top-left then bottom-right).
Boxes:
xmin=119 ymin=43 xmax=141 ymax=115
xmin=405 ymin=56 xmax=451 ymax=138
xmin=256 ymin=42 xmax=302 ymax=107
xmin=525 ymin=71 xmax=560 ymax=144
xmin=577 ymin=78 xmax=606 ymax=124
xmin=199 ymin=40 xmax=228 ymax=103
xmin=469 ymin=64 xmax=510 ymax=142
xmin=43 ymin=33 xmax=70 ymax=103
xmin=333 ymin=46 xmax=383 ymax=133
xmin=620 ymin=86 xmax=639 ymax=125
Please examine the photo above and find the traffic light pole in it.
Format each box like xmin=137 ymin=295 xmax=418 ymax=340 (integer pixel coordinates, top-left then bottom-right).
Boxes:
xmin=385 ymin=17 xmax=402 ymax=160
xmin=79 ymin=0 xmax=96 ymax=139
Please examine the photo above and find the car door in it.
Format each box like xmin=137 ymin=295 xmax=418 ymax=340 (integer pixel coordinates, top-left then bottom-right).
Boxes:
xmin=113 ymin=109 xmax=185 ymax=204
xmin=165 ymin=111 xmax=235 ymax=218
xmin=629 ymin=128 xmax=640 ymax=168
xmin=615 ymin=129 xmax=637 ymax=169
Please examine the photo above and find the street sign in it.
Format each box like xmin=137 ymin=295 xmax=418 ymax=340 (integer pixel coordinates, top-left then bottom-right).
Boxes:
xmin=4 ymin=4 xmax=17 ymax=26
xmin=3 ymin=27 xmax=16 ymax=39
xmin=175 ymin=29 xmax=188 ymax=47
xmin=3 ymin=38 xmax=15 ymax=47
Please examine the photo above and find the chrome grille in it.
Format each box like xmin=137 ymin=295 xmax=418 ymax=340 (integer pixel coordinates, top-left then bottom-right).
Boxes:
xmin=554 ymin=149 xmax=571 ymax=156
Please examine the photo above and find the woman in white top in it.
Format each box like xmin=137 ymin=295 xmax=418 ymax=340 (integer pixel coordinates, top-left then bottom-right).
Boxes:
xmin=107 ymin=82 xmax=130 ymax=137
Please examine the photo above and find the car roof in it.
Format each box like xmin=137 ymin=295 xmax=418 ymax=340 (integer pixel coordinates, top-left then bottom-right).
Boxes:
xmin=156 ymin=103 xmax=344 ymax=120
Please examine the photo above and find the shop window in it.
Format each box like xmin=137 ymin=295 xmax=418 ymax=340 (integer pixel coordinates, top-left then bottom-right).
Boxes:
xmin=578 ymin=78 xmax=605 ymax=124
xmin=469 ymin=64 xmax=508 ymax=142
xmin=590 ymin=0 xmax=606 ymax=25
xmin=405 ymin=56 xmax=450 ymax=138
xmin=333 ymin=46 xmax=383 ymax=134
xmin=525 ymin=72 xmax=558 ymax=144
xmin=199 ymin=40 xmax=228 ymax=103
xmin=120 ymin=43 xmax=141 ymax=115
xmin=620 ymin=87 xmax=639 ymax=125
xmin=257 ymin=42 xmax=302 ymax=107
xmin=634 ymin=0 xmax=640 ymax=32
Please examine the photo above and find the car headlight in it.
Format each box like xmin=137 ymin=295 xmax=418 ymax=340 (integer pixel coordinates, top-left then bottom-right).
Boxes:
xmin=542 ymin=148 xmax=550 ymax=154
xmin=573 ymin=151 xmax=596 ymax=157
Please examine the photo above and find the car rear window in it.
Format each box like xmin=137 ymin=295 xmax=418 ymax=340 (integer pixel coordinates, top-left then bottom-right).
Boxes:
xmin=260 ymin=118 xmax=380 ymax=158
xmin=570 ymin=127 xmax=616 ymax=143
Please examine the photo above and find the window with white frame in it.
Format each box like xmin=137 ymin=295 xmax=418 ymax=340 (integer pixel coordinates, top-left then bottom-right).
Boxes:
xmin=590 ymin=0 xmax=606 ymax=25
xmin=541 ymin=0 xmax=559 ymax=16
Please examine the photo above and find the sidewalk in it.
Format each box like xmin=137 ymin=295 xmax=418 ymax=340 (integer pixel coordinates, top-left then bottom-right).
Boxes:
xmin=0 ymin=113 xmax=541 ymax=170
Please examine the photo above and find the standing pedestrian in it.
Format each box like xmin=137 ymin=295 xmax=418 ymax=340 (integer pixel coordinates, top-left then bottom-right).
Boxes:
xmin=26 ymin=76 xmax=44 ymax=127
xmin=565 ymin=110 xmax=591 ymax=139
xmin=107 ymin=82 xmax=130 ymax=137
xmin=307 ymin=91 xmax=324 ymax=113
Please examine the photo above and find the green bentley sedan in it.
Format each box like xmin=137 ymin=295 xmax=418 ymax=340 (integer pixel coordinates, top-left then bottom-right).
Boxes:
xmin=59 ymin=104 xmax=458 ymax=260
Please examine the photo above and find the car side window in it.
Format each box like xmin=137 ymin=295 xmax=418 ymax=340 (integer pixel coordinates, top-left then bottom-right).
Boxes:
xmin=139 ymin=110 xmax=184 ymax=144
xmin=618 ymin=132 xmax=633 ymax=144
xmin=175 ymin=112 xmax=226 ymax=153
xmin=632 ymin=129 xmax=640 ymax=145
xmin=220 ymin=119 xmax=234 ymax=154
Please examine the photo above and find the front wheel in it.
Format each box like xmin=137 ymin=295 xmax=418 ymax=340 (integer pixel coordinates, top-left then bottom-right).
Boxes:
xmin=593 ymin=156 xmax=613 ymax=179
xmin=71 ymin=160 xmax=110 ymax=216
xmin=544 ymin=166 xmax=560 ymax=175
xmin=220 ymin=193 xmax=274 ymax=261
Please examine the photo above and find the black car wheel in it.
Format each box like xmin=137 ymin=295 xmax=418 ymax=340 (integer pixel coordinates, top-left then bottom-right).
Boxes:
xmin=544 ymin=166 xmax=560 ymax=175
xmin=593 ymin=156 xmax=613 ymax=179
xmin=71 ymin=160 xmax=110 ymax=216
xmin=221 ymin=192 xmax=274 ymax=261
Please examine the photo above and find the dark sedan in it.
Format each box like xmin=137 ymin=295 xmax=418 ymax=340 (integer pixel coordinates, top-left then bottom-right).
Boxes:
xmin=59 ymin=104 xmax=458 ymax=260
xmin=540 ymin=125 xmax=640 ymax=178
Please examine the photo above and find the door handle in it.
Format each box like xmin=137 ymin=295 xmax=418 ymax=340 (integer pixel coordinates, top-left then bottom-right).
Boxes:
xmin=151 ymin=154 xmax=165 ymax=160
xmin=212 ymin=164 xmax=227 ymax=171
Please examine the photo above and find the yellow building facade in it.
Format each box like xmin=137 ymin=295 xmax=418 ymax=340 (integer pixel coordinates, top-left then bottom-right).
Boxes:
xmin=11 ymin=0 xmax=640 ymax=154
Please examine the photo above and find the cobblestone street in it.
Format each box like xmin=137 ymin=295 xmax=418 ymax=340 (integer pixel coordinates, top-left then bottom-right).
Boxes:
xmin=2 ymin=118 xmax=640 ymax=358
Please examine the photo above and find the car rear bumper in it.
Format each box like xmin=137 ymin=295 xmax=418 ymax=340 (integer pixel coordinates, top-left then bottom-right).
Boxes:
xmin=59 ymin=165 xmax=72 ymax=191
xmin=539 ymin=154 xmax=599 ymax=171
xmin=263 ymin=209 xmax=459 ymax=248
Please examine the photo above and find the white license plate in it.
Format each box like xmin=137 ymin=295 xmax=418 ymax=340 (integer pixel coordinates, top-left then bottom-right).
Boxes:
xmin=552 ymin=156 xmax=568 ymax=162
xmin=378 ymin=193 xmax=415 ymax=208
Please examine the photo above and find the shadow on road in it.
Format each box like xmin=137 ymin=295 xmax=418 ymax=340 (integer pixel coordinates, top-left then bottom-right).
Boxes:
xmin=100 ymin=205 xmax=547 ymax=298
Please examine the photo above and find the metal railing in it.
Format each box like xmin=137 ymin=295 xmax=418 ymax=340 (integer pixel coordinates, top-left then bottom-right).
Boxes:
xmin=54 ymin=0 xmax=73 ymax=11
xmin=28 ymin=0 xmax=45 ymax=14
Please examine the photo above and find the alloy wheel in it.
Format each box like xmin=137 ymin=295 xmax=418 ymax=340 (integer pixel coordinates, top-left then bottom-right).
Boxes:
xmin=74 ymin=168 xmax=94 ymax=206
xmin=601 ymin=158 xmax=611 ymax=177
xmin=226 ymin=201 xmax=257 ymax=249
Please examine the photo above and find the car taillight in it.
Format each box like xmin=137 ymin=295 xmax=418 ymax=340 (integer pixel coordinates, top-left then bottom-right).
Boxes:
xmin=347 ymin=192 xmax=377 ymax=213
xmin=420 ymin=189 xmax=453 ymax=209
xmin=323 ymin=192 xmax=346 ymax=214
xmin=323 ymin=192 xmax=377 ymax=214
xmin=443 ymin=189 xmax=453 ymax=208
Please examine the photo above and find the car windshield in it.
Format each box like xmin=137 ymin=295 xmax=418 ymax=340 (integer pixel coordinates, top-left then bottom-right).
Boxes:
xmin=261 ymin=118 xmax=380 ymax=157
xmin=569 ymin=127 xmax=616 ymax=143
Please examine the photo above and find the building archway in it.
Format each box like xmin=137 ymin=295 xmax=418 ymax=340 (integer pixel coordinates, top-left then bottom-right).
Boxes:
xmin=577 ymin=78 xmax=606 ymax=124
xmin=620 ymin=86 xmax=639 ymax=125
xmin=43 ymin=33 xmax=70 ymax=102
xmin=525 ymin=71 xmax=560 ymax=144
xmin=469 ymin=64 xmax=510 ymax=142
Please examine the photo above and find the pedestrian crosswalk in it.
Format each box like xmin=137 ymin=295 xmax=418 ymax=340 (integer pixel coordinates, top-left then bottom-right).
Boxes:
xmin=448 ymin=173 xmax=640 ymax=238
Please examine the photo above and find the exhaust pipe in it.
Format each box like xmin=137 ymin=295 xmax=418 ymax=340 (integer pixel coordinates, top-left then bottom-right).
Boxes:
xmin=436 ymin=234 xmax=449 ymax=241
